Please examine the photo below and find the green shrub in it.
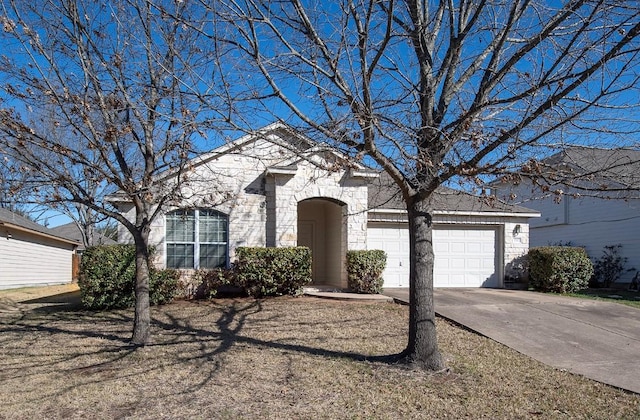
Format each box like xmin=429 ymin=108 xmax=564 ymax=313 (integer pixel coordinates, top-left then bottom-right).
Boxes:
xmin=592 ymin=244 xmax=631 ymax=288
xmin=149 ymin=268 xmax=180 ymax=305
xmin=347 ymin=250 xmax=387 ymax=294
xmin=79 ymin=244 xmax=179 ymax=309
xmin=528 ymin=246 xmax=593 ymax=293
xmin=234 ymin=247 xmax=312 ymax=297
xmin=79 ymin=245 xmax=136 ymax=309
xmin=188 ymin=267 xmax=237 ymax=299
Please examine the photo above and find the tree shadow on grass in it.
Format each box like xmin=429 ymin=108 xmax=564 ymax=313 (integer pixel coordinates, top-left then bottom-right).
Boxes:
xmin=11 ymin=295 xmax=407 ymax=364
xmin=152 ymin=299 xmax=405 ymax=364
xmin=20 ymin=290 xmax=84 ymax=312
xmin=142 ymin=298 xmax=409 ymax=396
xmin=1 ymin=296 xmax=409 ymax=403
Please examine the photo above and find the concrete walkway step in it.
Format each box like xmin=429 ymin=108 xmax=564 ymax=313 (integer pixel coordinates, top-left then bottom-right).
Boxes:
xmin=303 ymin=286 xmax=393 ymax=302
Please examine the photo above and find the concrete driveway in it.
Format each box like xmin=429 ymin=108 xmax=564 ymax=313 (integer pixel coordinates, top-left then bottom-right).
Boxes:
xmin=383 ymin=288 xmax=640 ymax=394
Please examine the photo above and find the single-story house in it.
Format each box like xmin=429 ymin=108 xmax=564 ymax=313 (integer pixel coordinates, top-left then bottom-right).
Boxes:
xmin=115 ymin=123 xmax=539 ymax=289
xmin=0 ymin=208 xmax=80 ymax=289
xmin=492 ymin=147 xmax=640 ymax=284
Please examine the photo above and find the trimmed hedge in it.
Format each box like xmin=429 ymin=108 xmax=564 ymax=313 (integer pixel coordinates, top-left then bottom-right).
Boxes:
xmin=149 ymin=267 xmax=181 ymax=305
xmin=79 ymin=244 xmax=179 ymax=310
xmin=528 ymin=246 xmax=593 ymax=293
xmin=347 ymin=250 xmax=387 ymax=294
xmin=189 ymin=267 xmax=237 ymax=299
xmin=234 ymin=246 xmax=312 ymax=297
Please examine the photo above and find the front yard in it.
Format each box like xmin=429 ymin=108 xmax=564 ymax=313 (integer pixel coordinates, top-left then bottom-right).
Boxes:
xmin=0 ymin=290 xmax=638 ymax=419
xmin=570 ymin=288 xmax=640 ymax=309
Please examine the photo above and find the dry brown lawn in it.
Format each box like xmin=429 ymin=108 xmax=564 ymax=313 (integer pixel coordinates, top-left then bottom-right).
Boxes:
xmin=0 ymin=286 xmax=638 ymax=419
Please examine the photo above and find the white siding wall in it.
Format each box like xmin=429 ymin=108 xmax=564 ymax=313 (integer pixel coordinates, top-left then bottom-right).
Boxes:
xmin=497 ymin=181 xmax=640 ymax=283
xmin=0 ymin=228 xmax=76 ymax=289
xmin=532 ymin=197 xmax=640 ymax=283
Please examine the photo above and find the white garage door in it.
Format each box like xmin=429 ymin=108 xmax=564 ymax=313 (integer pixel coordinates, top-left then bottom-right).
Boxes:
xmin=367 ymin=224 xmax=499 ymax=288
xmin=367 ymin=224 xmax=411 ymax=287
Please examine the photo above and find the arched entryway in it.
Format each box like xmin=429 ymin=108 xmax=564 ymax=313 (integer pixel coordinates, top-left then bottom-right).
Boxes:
xmin=297 ymin=198 xmax=346 ymax=287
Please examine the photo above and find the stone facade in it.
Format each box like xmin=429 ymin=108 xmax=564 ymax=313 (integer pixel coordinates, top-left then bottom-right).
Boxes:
xmin=117 ymin=126 xmax=373 ymax=289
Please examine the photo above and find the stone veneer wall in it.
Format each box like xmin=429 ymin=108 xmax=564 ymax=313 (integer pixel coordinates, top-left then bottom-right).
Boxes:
xmin=265 ymin=165 xmax=369 ymax=249
xmin=118 ymin=136 xmax=371 ymax=291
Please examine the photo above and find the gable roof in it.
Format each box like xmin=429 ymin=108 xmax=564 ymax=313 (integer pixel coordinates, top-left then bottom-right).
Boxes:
xmin=198 ymin=122 xmax=377 ymax=174
xmin=109 ymin=123 xmax=378 ymax=204
xmin=192 ymin=122 xmax=315 ymax=168
xmin=369 ymin=172 xmax=537 ymax=215
xmin=49 ymin=222 xmax=117 ymax=250
xmin=0 ymin=208 xmax=80 ymax=246
xmin=541 ymin=147 xmax=640 ymax=189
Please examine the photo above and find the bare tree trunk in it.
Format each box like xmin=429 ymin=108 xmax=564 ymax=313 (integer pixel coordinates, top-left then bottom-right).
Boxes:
xmin=131 ymin=231 xmax=151 ymax=346
xmin=402 ymin=195 xmax=445 ymax=370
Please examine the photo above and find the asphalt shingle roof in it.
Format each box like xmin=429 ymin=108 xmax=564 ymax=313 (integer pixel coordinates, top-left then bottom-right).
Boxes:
xmin=0 ymin=208 xmax=79 ymax=244
xmin=542 ymin=147 xmax=640 ymax=189
xmin=369 ymin=172 xmax=536 ymax=214
xmin=49 ymin=222 xmax=117 ymax=250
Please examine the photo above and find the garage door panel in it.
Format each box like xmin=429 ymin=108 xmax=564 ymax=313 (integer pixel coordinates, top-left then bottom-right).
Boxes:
xmin=466 ymin=242 xmax=482 ymax=253
xmin=385 ymin=242 xmax=401 ymax=253
xmin=367 ymin=225 xmax=409 ymax=287
xmin=451 ymin=242 xmax=465 ymax=253
xmin=449 ymin=274 xmax=466 ymax=287
xmin=451 ymin=230 xmax=468 ymax=238
xmin=368 ymin=224 xmax=499 ymax=288
xmin=435 ymin=259 xmax=449 ymax=269
xmin=467 ymin=259 xmax=481 ymax=269
xmin=434 ymin=243 xmax=448 ymax=253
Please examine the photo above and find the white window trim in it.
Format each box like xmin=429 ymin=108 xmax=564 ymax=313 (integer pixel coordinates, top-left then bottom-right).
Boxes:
xmin=165 ymin=209 xmax=229 ymax=269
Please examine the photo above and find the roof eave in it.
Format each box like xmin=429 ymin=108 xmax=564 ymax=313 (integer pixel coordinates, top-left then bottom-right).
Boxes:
xmin=1 ymin=222 xmax=81 ymax=246
xmin=368 ymin=208 xmax=541 ymax=218
xmin=265 ymin=166 xmax=298 ymax=176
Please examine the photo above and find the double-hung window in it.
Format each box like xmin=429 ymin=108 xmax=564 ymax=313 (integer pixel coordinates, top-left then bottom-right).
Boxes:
xmin=166 ymin=209 xmax=228 ymax=269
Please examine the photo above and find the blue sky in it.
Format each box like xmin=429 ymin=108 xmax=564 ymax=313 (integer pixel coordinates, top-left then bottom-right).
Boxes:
xmin=3 ymin=1 xmax=640 ymax=227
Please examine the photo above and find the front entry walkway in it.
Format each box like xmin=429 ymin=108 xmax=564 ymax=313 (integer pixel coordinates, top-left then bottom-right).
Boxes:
xmin=303 ymin=285 xmax=393 ymax=303
xmin=383 ymin=288 xmax=640 ymax=394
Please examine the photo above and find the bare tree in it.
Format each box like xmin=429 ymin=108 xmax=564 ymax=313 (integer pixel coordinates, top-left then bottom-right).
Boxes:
xmin=0 ymin=153 xmax=57 ymax=223
xmin=0 ymin=0 xmax=228 ymax=345
xmin=213 ymin=0 xmax=640 ymax=369
xmin=0 ymin=155 xmax=29 ymax=212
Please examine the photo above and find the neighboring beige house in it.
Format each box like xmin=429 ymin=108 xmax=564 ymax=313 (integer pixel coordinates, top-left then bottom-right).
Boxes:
xmin=0 ymin=208 xmax=80 ymax=289
xmin=116 ymin=123 xmax=539 ymax=289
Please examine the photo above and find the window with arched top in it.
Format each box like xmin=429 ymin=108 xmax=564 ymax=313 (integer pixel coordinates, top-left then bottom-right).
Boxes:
xmin=165 ymin=209 xmax=228 ymax=269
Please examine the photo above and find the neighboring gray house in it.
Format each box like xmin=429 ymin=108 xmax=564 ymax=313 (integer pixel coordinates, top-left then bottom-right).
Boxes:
xmin=116 ymin=123 xmax=538 ymax=289
xmin=50 ymin=222 xmax=117 ymax=252
xmin=493 ymin=147 xmax=640 ymax=284
xmin=0 ymin=208 xmax=79 ymax=289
